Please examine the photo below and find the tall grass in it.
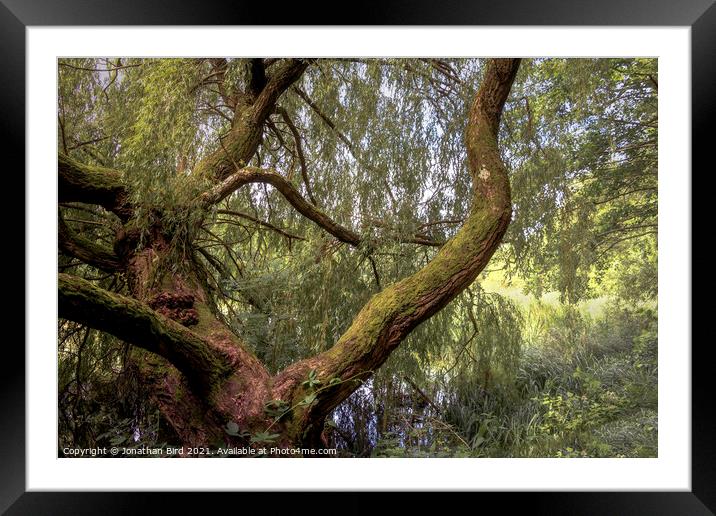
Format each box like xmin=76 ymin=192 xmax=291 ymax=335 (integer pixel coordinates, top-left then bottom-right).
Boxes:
xmin=335 ymin=300 xmax=658 ymax=458
xmin=443 ymin=302 xmax=657 ymax=457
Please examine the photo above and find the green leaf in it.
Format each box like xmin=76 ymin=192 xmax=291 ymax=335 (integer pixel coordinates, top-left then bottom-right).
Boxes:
xmin=301 ymin=369 xmax=322 ymax=389
xmin=264 ymin=399 xmax=291 ymax=419
xmin=225 ymin=421 xmax=240 ymax=436
xmin=300 ymin=393 xmax=317 ymax=406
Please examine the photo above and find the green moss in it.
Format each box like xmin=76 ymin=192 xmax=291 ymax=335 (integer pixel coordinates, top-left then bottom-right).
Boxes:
xmin=59 ymin=153 xmax=123 ymax=189
xmin=58 ymin=273 xmax=232 ymax=394
xmin=190 ymin=301 xmax=219 ymax=335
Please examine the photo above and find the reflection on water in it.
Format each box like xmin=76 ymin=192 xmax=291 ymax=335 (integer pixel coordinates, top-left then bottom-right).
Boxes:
xmin=326 ymin=377 xmax=462 ymax=457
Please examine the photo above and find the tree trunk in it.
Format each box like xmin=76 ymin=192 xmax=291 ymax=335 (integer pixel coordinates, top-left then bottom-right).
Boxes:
xmin=58 ymin=58 xmax=521 ymax=454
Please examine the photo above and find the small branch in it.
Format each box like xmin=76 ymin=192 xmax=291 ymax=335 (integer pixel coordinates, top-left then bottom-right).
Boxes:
xmin=417 ymin=219 xmax=464 ymax=230
xmin=593 ymin=230 xmax=657 ymax=262
xmin=596 ymin=223 xmax=657 ymax=239
xmin=276 ymin=107 xmax=318 ymax=206
xmin=293 ymin=85 xmax=399 ymax=209
xmin=59 ymin=61 xmax=142 ymax=72
xmin=216 ymin=209 xmax=307 ymax=242
xmin=368 ymin=256 xmax=382 ymax=289
xmin=366 ymin=218 xmax=445 ymax=247
xmin=68 ymin=136 xmax=110 ymax=151
xmin=402 ymin=374 xmax=442 ymax=412
xmin=207 ymin=58 xmax=236 ymax=109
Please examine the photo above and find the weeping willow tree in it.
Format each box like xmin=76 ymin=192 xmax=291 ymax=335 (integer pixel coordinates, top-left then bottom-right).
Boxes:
xmin=500 ymin=58 xmax=657 ymax=302
xmin=57 ymin=57 xmax=656 ymax=453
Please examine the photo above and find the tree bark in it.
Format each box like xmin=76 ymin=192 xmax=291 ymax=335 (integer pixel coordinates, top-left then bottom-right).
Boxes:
xmin=58 ymin=216 xmax=122 ymax=272
xmin=194 ymin=59 xmax=311 ymax=181
xmin=272 ymin=58 xmax=521 ymax=445
xmin=58 ymin=153 xmax=132 ymax=219
xmin=57 ymin=58 xmax=521 ymax=453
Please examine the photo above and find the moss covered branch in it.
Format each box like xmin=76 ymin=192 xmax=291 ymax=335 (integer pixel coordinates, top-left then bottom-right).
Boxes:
xmin=203 ymin=166 xmax=445 ymax=248
xmin=58 ymin=273 xmax=233 ymax=394
xmin=251 ymin=59 xmax=312 ymax=125
xmin=271 ymin=59 xmax=522 ymax=443
xmin=202 ymin=166 xmax=362 ymax=245
xmin=58 ymin=216 xmax=122 ymax=272
xmin=195 ymin=59 xmax=311 ymax=183
xmin=58 ymin=153 xmax=131 ymax=219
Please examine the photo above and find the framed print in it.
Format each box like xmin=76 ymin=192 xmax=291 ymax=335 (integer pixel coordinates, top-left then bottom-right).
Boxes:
xmin=4 ymin=0 xmax=711 ymax=513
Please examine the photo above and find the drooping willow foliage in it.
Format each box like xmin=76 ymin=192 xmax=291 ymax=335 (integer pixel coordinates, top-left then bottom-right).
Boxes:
xmin=502 ymin=58 xmax=657 ymax=302
xmin=58 ymin=57 xmax=657 ymax=455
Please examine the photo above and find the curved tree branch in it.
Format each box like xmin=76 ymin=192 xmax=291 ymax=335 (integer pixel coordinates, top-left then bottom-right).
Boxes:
xmin=202 ymin=166 xmax=362 ymax=246
xmin=271 ymin=58 xmax=522 ymax=444
xmin=58 ymin=273 xmax=233 ymax=394
xmin=202 ymin=166 xmax=444 ymax=248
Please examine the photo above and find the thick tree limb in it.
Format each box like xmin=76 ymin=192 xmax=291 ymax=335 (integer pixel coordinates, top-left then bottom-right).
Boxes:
xmin=58 ymin=217 xmax=122 ymax=272
xmin=195 ymin=59 xmax=311 ymax=182
xmin=58 ymin=153 xmax=130 ymax=219
xmin=58 ymin=273 xmax=233 ymax=394
xmin=271 ymin=58 xmax=522 ymax=444
xmin=251 ymin=59 xmax=312 ymax=124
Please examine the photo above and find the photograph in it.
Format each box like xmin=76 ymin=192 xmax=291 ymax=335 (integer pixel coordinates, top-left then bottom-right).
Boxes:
xmin=57 ymin=56 xmax=658 ymax=459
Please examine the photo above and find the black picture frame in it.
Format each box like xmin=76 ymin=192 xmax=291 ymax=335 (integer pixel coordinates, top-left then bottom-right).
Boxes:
xmin=3 ymin=1 xmax=710 ymax=513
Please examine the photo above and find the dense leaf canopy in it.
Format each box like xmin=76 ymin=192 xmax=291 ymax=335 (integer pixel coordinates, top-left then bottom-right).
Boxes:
xmin=58 ymin=57 xmax=657 ymax=457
